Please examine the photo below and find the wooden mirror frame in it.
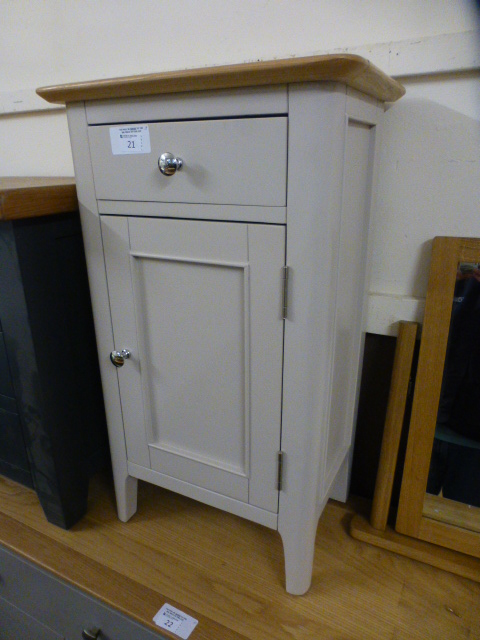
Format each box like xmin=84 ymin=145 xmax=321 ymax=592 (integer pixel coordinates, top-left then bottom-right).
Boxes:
xmin=396 ymin=236 xmax=480 ymax=557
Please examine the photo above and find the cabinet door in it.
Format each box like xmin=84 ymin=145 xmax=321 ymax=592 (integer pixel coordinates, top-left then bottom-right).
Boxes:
xmin=102 ymin=216 xmax=285 ymax=513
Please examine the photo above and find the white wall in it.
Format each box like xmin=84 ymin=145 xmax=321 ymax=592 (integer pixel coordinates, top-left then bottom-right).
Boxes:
xmin=1 ymin=0 xmax=479 ymax=334
xmin=367 ymin=68 xmax=480 ymax=334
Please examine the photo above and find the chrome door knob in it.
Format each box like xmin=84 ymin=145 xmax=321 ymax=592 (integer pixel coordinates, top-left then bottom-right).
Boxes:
xmin=158 ymin=152 xmax=183 ymax=176
xmin=110 ymin=349 xmax=131 ymax=367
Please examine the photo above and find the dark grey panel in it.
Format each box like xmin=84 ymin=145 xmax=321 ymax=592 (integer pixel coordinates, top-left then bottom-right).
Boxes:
xmin=0 ymin=545 xmax=167 ymax=640
xmin=0 ymin=595 xmax=63 ymax=640
xmin=0 ymin=213 xmax=109 ymax=527
xmin=0 ymin=407 xmax=30 ymax=472
xmin=0 ymin=332 xmax=14 ymax=398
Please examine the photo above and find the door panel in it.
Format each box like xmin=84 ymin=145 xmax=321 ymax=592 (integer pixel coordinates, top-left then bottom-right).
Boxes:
xmin=133 ymin=256 xmax=250 ymax=474
xmin=101 ymin=215 xmax=284 ymax=513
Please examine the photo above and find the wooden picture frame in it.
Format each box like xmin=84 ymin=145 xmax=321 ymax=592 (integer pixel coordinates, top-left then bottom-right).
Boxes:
xmin=370 ymin=321 xmax=418 ymax=531
xmin=396 ymin=237 xmax=480 ymax=557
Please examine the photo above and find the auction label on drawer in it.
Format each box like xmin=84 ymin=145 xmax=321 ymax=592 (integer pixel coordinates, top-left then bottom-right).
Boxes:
xmin=109 ymin=125 xmax=151 ymax=155
xmin=153 ymin=603 xmax=198 ymax=639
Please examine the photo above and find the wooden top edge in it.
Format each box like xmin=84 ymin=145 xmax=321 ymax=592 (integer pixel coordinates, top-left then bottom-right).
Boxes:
xmin=36 ymin=54 xmax=405 ymax=105
xmin=0 ymin=177 xmax=76 ymax=192
xmin=0 ymin=177 xmax=77 ymax=221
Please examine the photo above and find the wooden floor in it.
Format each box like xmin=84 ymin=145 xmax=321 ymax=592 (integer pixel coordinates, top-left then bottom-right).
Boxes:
xmin=0 ymin=471 xmax=479 ymax=640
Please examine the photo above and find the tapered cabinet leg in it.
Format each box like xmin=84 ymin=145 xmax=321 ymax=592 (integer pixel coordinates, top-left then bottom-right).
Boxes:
xmin=114 ymin=473 xmax=138 ymax=522
xmin=279 ymin=521 xmax=317 ymax=595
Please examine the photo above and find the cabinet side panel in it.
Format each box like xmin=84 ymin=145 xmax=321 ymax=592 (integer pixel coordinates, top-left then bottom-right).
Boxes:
xmin=325 ymin=119 xmax=376 ymax=489
xmin=279 ymin=83 xmax=348 ymax=594
xmin=329 ymin=93 xmax=383 ymax=502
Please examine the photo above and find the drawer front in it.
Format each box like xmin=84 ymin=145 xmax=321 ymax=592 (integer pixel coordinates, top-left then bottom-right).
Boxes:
xmin=88 ymin=117 xmax=287 ymax=207
xmin=0 ymin=546 xmax=166 ymax=640
xmin=0 ymin=596 xmax=63 ymax=640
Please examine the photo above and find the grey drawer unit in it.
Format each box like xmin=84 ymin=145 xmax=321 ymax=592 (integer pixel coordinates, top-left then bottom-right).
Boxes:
xmin=0 ymin=596 xmax=63 ymax=640
xmin=0 ymin=545 xmax=167 ymax=640
xmin=0 ymin=207 xmax=109 ymax=527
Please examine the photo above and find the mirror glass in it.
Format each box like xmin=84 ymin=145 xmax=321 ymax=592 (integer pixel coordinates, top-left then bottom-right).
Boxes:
xmin=424 ymin=261 xmax=480 ymax=534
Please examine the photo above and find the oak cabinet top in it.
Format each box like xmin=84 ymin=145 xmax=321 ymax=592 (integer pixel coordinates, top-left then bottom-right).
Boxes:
xmin=37 ymin=54 xmax=405 ymax=105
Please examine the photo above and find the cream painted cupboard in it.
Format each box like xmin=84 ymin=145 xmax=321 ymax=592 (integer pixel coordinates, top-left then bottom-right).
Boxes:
xmin=38 ymin=56 xmax=404 ymax=594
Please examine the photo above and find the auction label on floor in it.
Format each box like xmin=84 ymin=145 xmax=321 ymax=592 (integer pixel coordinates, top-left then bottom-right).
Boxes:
xmin=153 ymin=603 xmax=198 ymax=639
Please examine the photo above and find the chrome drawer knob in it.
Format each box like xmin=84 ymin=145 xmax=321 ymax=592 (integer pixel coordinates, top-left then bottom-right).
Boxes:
xmin=82 ymin=628 xmax=101 ymax=640
xmin=110 ymin=349 xmax=131 ymax=367
xmin=158 ymin=152 xmax=183 ymax=176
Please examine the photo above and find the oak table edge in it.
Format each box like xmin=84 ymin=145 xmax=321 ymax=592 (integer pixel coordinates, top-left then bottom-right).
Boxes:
xmin=0 ymin=177 xmax=78 ymax=221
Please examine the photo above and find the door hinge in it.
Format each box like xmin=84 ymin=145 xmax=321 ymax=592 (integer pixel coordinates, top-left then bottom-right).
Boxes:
xmin=277 ymin=451 xmax=284 ymax=491
xmin=282 ymin=266 xmax=290 ymax=320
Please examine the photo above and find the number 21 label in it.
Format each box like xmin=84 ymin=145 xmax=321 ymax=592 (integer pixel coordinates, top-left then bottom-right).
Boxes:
xmin=110 ymin=125 xmax=151 ymax=155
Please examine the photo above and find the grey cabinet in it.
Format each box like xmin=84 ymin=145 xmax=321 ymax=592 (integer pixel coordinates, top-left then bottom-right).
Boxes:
xmin=0 ymin=596 xmax=63 ymax=640
xmin=0 ymin=179 xmax=109 ymax=529
xmin=0 ymin=545 xmax=166 ymax=640
xmin=68 ymin=78 xmax=385 ymax=596
xmin=37 ymin=55 xmax=404 ymax=595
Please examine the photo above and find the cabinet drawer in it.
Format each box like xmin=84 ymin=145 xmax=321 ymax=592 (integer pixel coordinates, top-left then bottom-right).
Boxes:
xmin=0 ymin=596 xmax=62 ymax=640
xmin=0 ymin=545 xmax=166 ymax=640
xmin=88 ymin=117 xmax=287 ymax=207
